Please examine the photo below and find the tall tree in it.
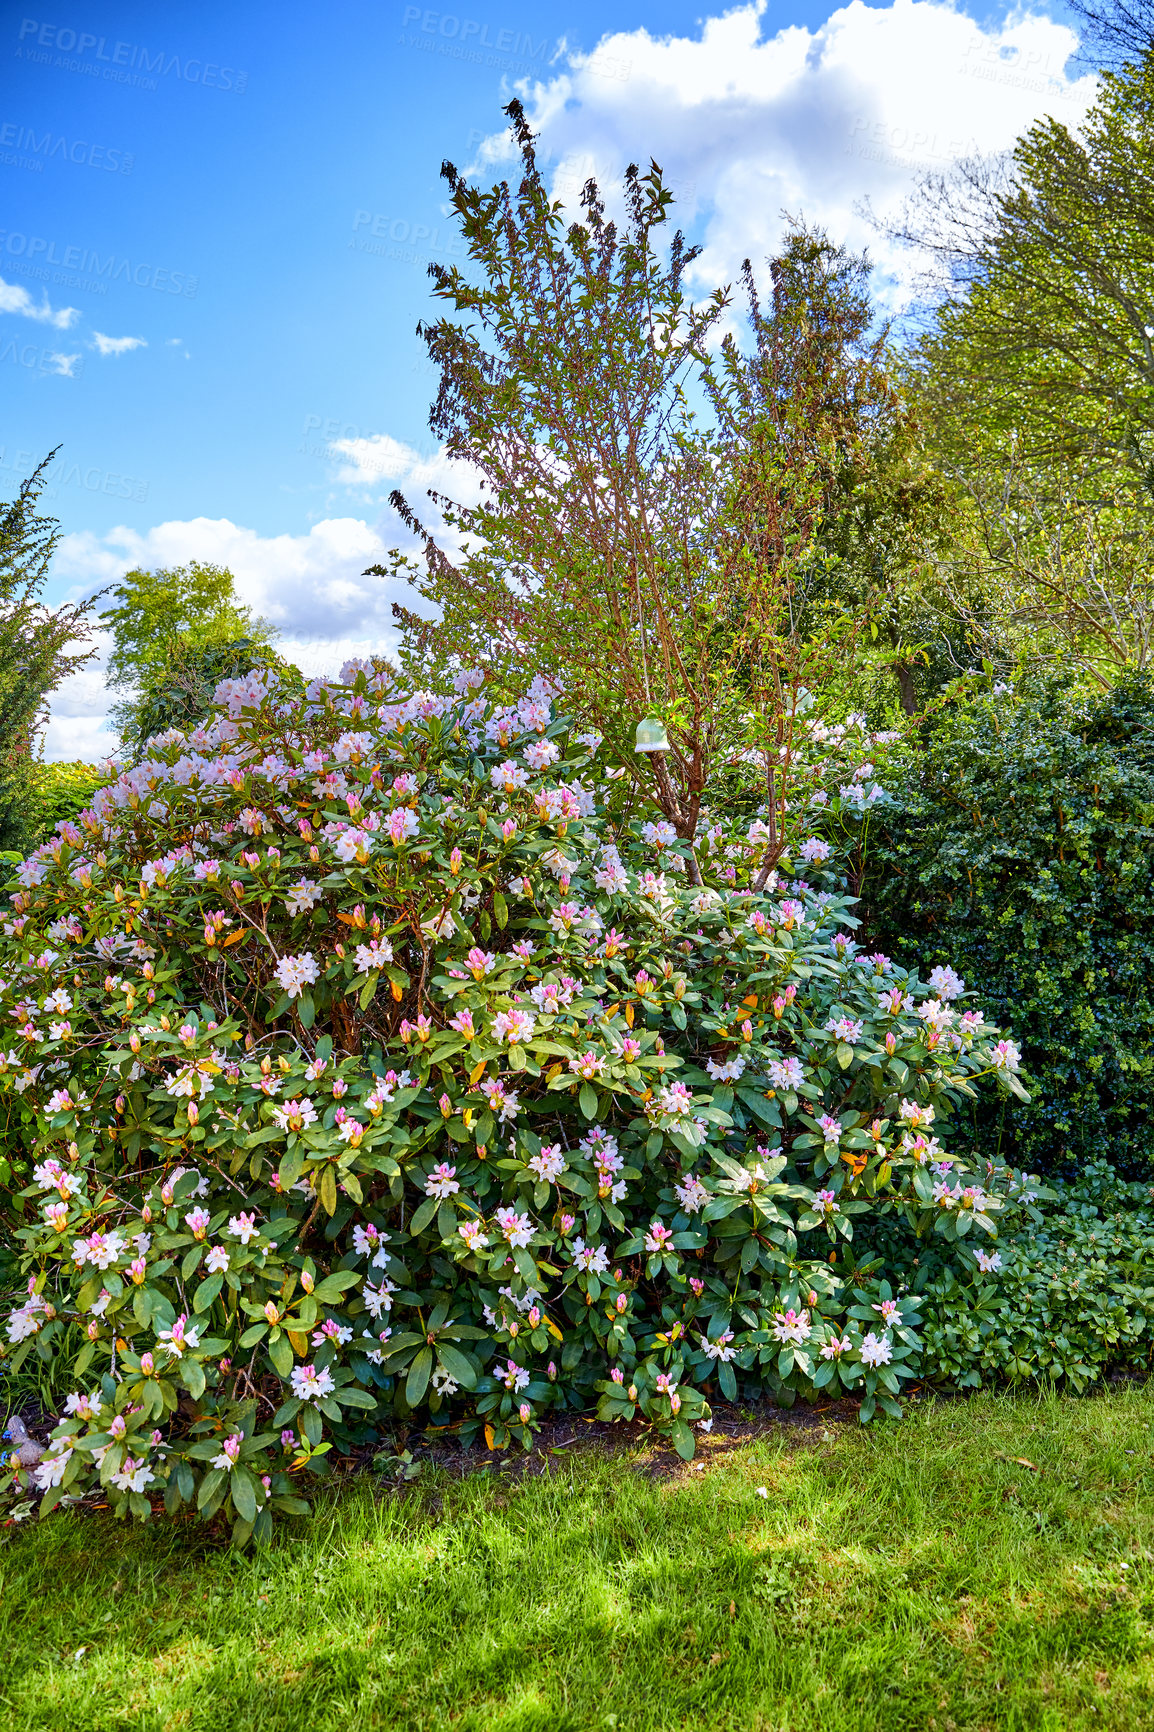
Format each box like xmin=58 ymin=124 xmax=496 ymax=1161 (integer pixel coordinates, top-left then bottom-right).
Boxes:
xmin=890 ymin=50 xmax=1154 ymax=684
xmin=101 ymin=561 xmax=277 ymax=746
xmin=376 ymin=103 xmax=891 ymax=871
xmin=902 ymin=55 xmax=1154 ymax=500
xmin=0 ymin=451 xmax=97 ymax=851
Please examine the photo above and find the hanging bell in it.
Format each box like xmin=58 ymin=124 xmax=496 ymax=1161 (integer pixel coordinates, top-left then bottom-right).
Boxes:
xmin=633 ymin=715 xmax=670 ymax=754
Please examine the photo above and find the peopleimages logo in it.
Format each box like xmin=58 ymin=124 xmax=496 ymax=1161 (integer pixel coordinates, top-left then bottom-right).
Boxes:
xmin=399 ymin=6 xmax=556 ymax=58
xmin=0 ymin=121 xmax=134 ymax=172
xmin=15 ymin=20 xmax=248 ymax=92
xmin=0 ymin=231 xmax=198 ymax=297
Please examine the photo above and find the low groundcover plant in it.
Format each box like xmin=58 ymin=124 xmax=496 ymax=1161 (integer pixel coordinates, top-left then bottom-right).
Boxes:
xmin=0 ymin=665 xmax=1034 ymax=1542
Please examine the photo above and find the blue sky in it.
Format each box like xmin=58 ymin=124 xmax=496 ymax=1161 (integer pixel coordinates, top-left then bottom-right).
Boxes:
xmin=2 ymin=0 xmax=1095 ymax=758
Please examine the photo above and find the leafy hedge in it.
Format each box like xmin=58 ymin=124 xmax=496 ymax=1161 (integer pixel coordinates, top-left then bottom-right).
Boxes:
xmin=0 ymin=667 xmax=1030 ymax=1540
xmin=858 ymin=1160 xmax=1154 ymax=1394
xmin=859 ymin=676 xmax=1154 ymax=1178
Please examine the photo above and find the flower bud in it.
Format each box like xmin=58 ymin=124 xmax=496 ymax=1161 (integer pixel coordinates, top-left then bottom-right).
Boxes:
xmin=187 ymin=1100 xmax=199 ymax=1127
xmin=519 ymin=1402 xmax=531 ymax=1425
xmin=300 ymin=1270 xmax=314 ymax=1294
xmin=627 ymin=1384 xmax=638 ymax=1403
xmin=615 ymin=1293 xmax=627 ymax=1314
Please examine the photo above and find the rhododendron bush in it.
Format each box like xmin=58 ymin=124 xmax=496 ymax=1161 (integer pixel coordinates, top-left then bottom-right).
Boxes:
xmin=0 ymin=664 xmax=1037 ymax=1542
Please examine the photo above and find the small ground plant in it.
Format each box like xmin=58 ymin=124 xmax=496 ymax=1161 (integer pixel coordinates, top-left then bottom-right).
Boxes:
xmin=1 ymin=666 xmax=1031 ymax=1541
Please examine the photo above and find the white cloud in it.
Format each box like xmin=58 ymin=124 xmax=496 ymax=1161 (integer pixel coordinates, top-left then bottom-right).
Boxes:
xmin=48 ymin=353 xmax=81 ymax=377
xmin=481 ymin=0 xmax=1097 ymax=296
xmin=92 ymin=332 xmax=147 ymax=356
xmin=0 ymin=276 xmax=79 ymax=329
xmin=43 ymin=513 xmax=425 ymax=759
xmin=330 ymin=433 xmax=482 ymax=505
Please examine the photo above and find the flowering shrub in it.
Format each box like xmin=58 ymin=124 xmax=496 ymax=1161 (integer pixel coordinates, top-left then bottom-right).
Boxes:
xmin=0 ymin=665 xmax=1035 ymax=1540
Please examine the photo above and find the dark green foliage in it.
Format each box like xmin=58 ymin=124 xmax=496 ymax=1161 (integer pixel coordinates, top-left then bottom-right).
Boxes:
xmin=860 ymin=676 xmax=1154 ymax=1177
xmin=859 ymin=1161 xmax=1154 ymax=1394
xmin=121 ymin=635 xmax=292 ymax=751
xmin=0 ymin=453 xmax=97 ymax=850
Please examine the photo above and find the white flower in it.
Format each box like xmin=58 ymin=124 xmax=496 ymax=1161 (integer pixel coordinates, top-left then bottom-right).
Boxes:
xmin=527 ymin=1144 xmax=566 ymax=1183
xmin=496 ymin=1206 xmax=534 ymax=1249
xmin=989 ymin=1039 xmax=1022 ymax=1072
xmin=673 ymin=1173 xmax=708 ymax=1215
xmin=32 ymin=1446 xmax=74 ymax=1490
xmin=362 ymin=1278 xmax=396 ymax=1318
xmin=571 ymin=1238 xmax=609 ymax=1274
xmin=112 ymin=1455 xmax=157 ymax=1494
xmin=928 ymin=964 xmax=965 ymax=1001
xmin=430 ymin=1366 xmax=460 ymax=1397
xmin=205 ymin=1244 xmax=230 ymax=1273
xmin=768 ymin=1057 xmax=804 ymax=1090
xmin=271 ymin=1097 xmax=318 ymax=1134
xmin=425 ymin=1163 xmax=460 ymax=1200
xmin=354 ymin=938 xmax=394 ymax=971
xmin=64 ymin=1390 xmax=103 ymax=1421
xmin=974 ymin=1249 xmax=1003 ymax=1274
xmin=859 ymin=1332 xmax=893 ymax=1368
xmin=290 ymin=1363 xmax=336 ymax=1403
xmin=284 ymin=879 xmax=322 ymax=915
xmin=273 ymin=952 xmax=320 ymax=999
xmin=706 ymin=1055 xmax=746 ymax=1082
xmin=228 ymin=1211 xmax=260 ymax=1244
xmin=771 ymin=1308 xmax=811 ymax=1346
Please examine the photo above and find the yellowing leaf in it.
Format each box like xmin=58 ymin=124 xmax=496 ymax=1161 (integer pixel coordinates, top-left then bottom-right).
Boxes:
xmin=286 ymin=1330 xmax=309 ymax=1358
xmin=625 ymin=1002 xmax=635 ymax=1028
xmin=546 ymin=1317 xmax=564 ymax=1341
xmin=602 ymin=1003 xmax=620 ymax=1021
xmin=221 ymin=929 xmax=247 ymax=949
xmin=468 ymin=1059 xmax=488 ymax=1087
xmin=484 ymin=1423 xmax=496 ymax=1450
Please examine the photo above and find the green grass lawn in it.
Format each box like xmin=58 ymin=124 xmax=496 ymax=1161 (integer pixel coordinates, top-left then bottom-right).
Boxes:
xmin=4 ymin=1386 xmax=1154 ymax=1732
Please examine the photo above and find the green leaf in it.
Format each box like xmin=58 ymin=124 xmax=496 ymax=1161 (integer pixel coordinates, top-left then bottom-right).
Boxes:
xmin=335 ymin=1385 xmax=377 ymax=1410
xmin=405 ymin=1345 xmax=435 ymax=1407
xmin=319 ymin=1165 xmax=338 ymax=1216
xmin=268 ymin=1331 xmax=293 ymax=1378
xmin=310 ymin=1270 xmax=360 ymax=1303
xmin=579 ymin=1082 xmax=598 ymax=1120
xmin=409 ymin=1196 xmax=439 ymax=1236
xmin=278 ymin=1146 xmax=306 ymax=1190
xmin=230 ymin=1465 xmax=258 ymax=1524
xmin=197 ymin=1467 xmax=224 ymax=1511
xmin=436 ymin=1344 xmax=477 ymax=1390
xmin=194 ymin=1272 xmax=223 ymax=1314
xmin=493 ymin=891 xmax=508 ymax=929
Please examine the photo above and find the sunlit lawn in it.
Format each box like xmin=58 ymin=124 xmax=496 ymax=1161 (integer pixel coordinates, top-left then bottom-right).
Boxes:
xmin=4 ymin=1385 xmax=1154 ymax=1731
